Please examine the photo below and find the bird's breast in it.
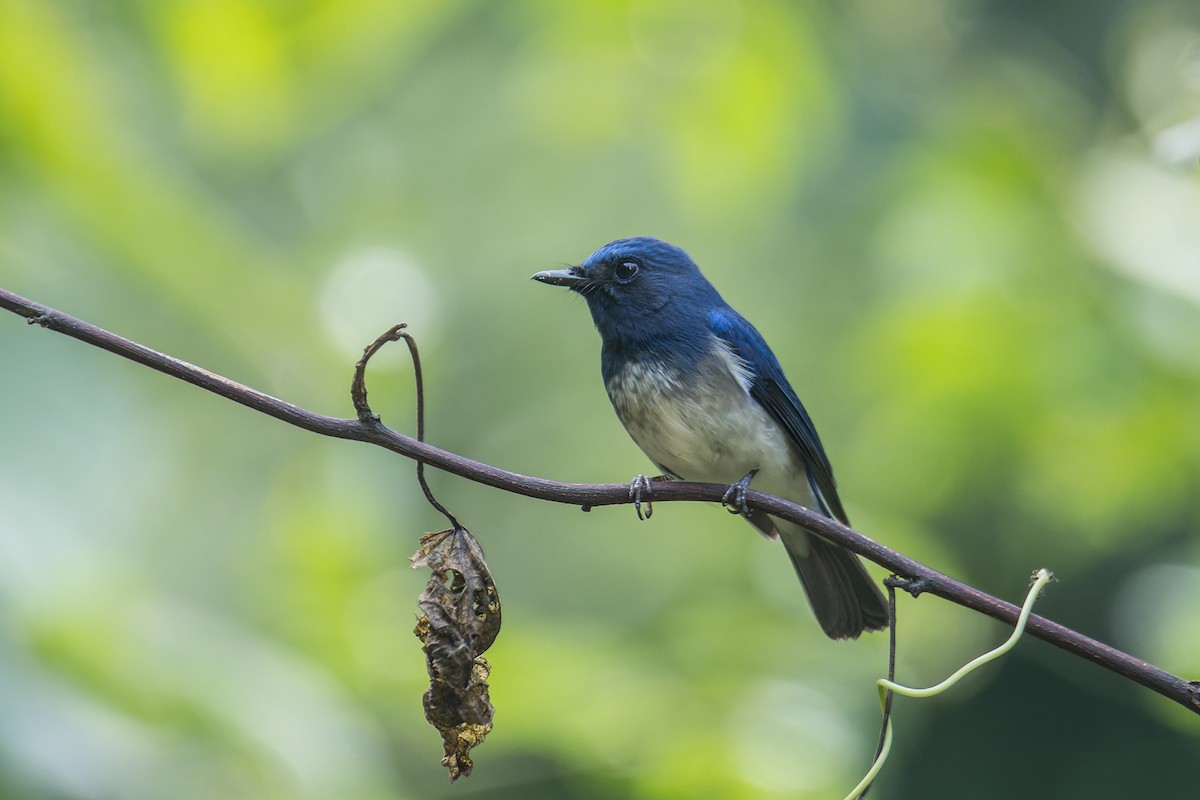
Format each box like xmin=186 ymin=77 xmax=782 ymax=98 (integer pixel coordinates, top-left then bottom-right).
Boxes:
xmin=604 ymin=348 xmax=802 ymax=492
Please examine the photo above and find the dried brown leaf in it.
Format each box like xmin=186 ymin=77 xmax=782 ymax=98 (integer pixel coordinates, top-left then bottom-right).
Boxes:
xmin=411 ymin=526 xmax=501 ymax=781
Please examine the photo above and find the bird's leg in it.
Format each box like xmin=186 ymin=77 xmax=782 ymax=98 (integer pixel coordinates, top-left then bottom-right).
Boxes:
xmin=628 ymin=474 xmax=669 ymax=520
xmin=722 ymin=468 xmax=759 ymax=516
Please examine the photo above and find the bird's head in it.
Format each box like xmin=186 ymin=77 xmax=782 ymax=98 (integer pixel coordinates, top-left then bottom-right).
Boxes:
xmin=532 ymin=237 xmax=720 ymax=343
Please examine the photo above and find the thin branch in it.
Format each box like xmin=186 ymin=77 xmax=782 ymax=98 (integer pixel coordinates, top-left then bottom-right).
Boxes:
xmin=3 ymin=286 xmax=1198 ymax=715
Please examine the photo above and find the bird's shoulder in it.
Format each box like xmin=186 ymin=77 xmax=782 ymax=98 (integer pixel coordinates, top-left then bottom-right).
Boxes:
xmin=704 ymin=306 xmax=782 ymax=379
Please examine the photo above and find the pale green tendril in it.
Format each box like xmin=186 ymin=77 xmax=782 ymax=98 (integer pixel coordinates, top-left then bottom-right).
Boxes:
xmin=845 ymin=568 xmax=1054 ymax=800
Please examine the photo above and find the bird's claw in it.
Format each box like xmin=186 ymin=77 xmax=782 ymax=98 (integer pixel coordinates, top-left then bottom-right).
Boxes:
xmin=722 ymin=469 xmax=759 ymax=516
xmin=629 ymin=474 xmax=654 ymax=520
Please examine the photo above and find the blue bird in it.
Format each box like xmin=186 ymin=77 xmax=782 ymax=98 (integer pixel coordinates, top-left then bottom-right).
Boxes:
xmin=533 ymin=237 xmax=888 ymax=639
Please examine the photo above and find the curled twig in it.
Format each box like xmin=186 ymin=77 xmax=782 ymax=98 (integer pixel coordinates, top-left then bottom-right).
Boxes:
xmin=353 ymin=323 xmax=459 ymax=529
xmin=351 ymin=323 xmax=406 ymax=422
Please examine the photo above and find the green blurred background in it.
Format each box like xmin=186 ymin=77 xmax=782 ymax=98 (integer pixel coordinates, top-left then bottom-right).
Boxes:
xmin=2 ymin=0 xmax=1199 ymax=797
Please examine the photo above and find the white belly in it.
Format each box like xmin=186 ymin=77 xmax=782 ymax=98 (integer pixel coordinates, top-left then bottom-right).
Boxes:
xmin=605 ymin=354 xmax=808 ymax=503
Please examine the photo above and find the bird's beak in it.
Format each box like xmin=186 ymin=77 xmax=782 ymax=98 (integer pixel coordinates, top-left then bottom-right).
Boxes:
xmin=531 ymin=267 xmax=585 ymax=288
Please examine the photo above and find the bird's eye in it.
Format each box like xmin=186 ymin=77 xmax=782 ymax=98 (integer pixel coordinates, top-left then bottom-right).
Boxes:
xmin=614 ymin=260 xmax=639 ymax=282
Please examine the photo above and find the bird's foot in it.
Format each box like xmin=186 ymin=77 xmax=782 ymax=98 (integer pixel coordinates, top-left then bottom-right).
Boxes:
xmin=629 ymin=474 xmax=654 ymax=520
xmin=721 ymin=469 xmax=759 ymax=516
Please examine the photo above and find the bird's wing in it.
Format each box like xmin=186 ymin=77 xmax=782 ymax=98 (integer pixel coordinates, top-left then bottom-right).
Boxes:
xmin=706 ymin=306 xmax=849 ymax=524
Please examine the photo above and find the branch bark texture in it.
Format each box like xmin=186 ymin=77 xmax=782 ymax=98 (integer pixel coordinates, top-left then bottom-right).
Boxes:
xmin=3 ymin=286 xmax=1197 ymax=715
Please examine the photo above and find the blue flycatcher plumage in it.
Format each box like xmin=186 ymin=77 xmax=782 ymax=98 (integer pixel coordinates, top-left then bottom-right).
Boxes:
xmin=533 ymin=237 xmax=888 ymax=639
